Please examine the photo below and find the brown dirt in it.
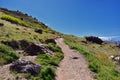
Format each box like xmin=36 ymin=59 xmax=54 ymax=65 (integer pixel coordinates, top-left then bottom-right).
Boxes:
xmin=55 ymin=38 xmax=94 ymax=80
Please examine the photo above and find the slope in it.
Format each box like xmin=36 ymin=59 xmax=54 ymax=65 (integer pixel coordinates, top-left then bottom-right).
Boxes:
xmin=63 ymin=35 xmax=120 ymax=80
xmin=0 ymin=8 xmax=63 ymax=80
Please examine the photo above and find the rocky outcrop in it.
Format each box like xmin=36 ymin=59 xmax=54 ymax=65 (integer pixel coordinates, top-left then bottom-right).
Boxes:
xmin=45 ymin=39 xmax=56 ymax=44
xmin=10 ymin=59 xmax=41 ymax=75
xmin=19 ymin=40 xmax=31 ymax=49
xmin=85 ymin=36 xmax=103 ymax=44
xmin=24 ymin=43 xmax=53 ymax=56
xmin=2 ymin=40 xmax=20 ymax=49
xmin=110 ymin=55 xmax=120 ymax=64
xmin=34 ymin=29 xmax=43 ymax=34
xmin=1 ymin=40 xmax=31 ymax=50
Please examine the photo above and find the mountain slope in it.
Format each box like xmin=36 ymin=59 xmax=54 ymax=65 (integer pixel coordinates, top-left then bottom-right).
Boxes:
xmin=0 ymin=8 xmax=63 ymax=80
xmin=0 ymin=8 xmax=120 ymax=80
xmin=63 ymin=35 xmax=120 ymax=80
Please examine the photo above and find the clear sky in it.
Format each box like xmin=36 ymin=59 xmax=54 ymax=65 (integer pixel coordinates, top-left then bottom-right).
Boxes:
xmin=0 ymin=0 xmax=120 ymax=37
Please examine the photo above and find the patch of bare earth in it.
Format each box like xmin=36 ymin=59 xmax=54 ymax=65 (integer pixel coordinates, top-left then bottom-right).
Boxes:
xmin=55 ymin=38 xmax=94 ymax=80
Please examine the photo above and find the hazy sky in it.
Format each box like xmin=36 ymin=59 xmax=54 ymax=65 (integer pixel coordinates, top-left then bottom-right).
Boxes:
xmin=0 ymin=0 xmax=120 ymax=37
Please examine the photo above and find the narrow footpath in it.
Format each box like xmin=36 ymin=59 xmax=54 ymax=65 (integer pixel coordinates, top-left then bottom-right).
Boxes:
xmin=55 ymin=38 xmax=94 ymax=80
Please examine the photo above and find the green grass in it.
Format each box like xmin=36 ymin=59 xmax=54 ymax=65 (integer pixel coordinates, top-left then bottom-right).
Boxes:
xmin=63 ymin=35 xmax=120 ymax=80
xmin=0 ymin=43 xmax=19 ymax=65
xmin=40 ymin=66 xmax=55 ymax=80
xmin=36 ymin=53 xmax=63 ymax=66
xmin=46 ymin=43 xmax=62 ymax=53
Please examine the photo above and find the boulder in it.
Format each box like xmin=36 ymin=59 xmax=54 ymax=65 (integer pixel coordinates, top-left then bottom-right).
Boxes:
xmin=24 ymin=44 xmax=53 ymax=56
xmin=110 ymin=55 xmax=120 ymax=64
xmin=1 ymin=40 xmax=20 ymax=49
xmin=34 ymin=29 xmax=43 ymax=34
xmin=45 ymin=39 xmax=56 ymax=44
xmin=1 ymin=40 xmax=31 ymax=50
xmin=10 ymin=59 xmax=41 ymax=75
xmin=19 ymin=40 xmax=31 ymax=49
xmin=85 ymin=36 xmax=103 ymax=44
xmin=0 ymin=23 xmax=4 ymax=26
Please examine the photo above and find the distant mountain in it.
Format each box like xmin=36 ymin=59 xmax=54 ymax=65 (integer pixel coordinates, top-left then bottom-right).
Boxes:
xmin=99 ymin=36 xmax=120 ymax=44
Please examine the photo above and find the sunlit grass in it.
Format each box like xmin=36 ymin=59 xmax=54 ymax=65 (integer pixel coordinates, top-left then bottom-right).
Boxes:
xmin=63 ymin=35 xmax=120 ymax=80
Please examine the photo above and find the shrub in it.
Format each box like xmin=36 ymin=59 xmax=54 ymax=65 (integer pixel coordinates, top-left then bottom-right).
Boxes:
xmin=0 ymin=14 xmax=30 ymax=27
xmin=0 ymin=14 xmax=42 ymax=29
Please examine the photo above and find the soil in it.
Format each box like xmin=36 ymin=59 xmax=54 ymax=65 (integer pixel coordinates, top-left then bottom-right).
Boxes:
xmin=55 ymin=38 xmax=94 ymax=80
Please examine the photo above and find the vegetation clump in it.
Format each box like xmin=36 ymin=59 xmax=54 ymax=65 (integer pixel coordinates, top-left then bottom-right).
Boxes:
xmin=0 ymin=44 xmax=19 ymax=65
xmin=0 ymin=14 xmax=30 ymax=27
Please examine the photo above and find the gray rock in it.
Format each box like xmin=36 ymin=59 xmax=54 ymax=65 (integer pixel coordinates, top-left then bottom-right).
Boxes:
xmin=10 ymin=59 xmax=41 ymax=75
xmin=0 ymin=23 xmax=4 ymax=26
xmin=24 ymin=43 xmax=53 ymax=56
xmin=110 ymin=55 xmax=120 ymax=64
xmin=34 ymin=29 xmax=43 ymax=34
xmin=45 ymin=39 xmax=56 ymax=44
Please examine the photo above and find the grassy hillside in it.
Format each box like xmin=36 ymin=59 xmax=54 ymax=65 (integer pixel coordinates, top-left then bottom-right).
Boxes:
xmin=0 ymin=8 xmax=63 ymax=80
xmin=1 ymin=7 xmax=120 ymax=80
xmin=63 ymin=35 xmax=120 ymax=80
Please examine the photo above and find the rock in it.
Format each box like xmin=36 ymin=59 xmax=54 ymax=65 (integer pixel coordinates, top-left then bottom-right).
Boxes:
xmin=0 ymin=23 xmax=4 ymax=26
xmin=24 ymin=43 xmax=53 ymax=56
xmin=85 ymin=36 xmax=103 ymax=44
xmin=1 ymin=40 xmax=31 ymax=50
xmin=19 ymin=40 xmax=31 ymax=50
xmin=72 ymin=57 xmax=79 ymax=59
xmin=110 ymin=55 xmax=120 ymax=64
xmin=45 ymin=39 xmax=56 ymax=44
xmin=34 ymin=29 xmax=43 ymax=34
xmin=10 ymin=59 xmax=41 ymax=75
xmin=1 ymin=40 xmax=20 ymax=49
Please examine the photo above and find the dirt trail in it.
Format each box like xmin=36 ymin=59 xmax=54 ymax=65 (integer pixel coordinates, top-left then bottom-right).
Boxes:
xmin=55 ymin=38 xmax=94 ymax=80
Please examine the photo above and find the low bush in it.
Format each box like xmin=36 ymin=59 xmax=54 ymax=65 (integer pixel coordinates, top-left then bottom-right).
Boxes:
xmin=0 ymin=14 xmax=30 ymax=27
xmin=0 ymin=14 xmax=43 ymax=29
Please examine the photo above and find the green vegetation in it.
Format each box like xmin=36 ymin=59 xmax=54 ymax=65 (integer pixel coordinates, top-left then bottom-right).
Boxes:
xmin=34 ymin=42 xmax=63 ymax=80
xmin=63 ymin=35 xmax=120 ymax=80
xmin=41 ymin=66 xmax=55 ymax=80
xmin=35 ymin=52 xmax=63 ymax=80
xmin=0 ymin=43 xmax=19 ymax=65
xmin=0 ymin=14 xmax=30 ymax=27
xmin=36 ymin=53 xmax=63 ymax=67
xmin=46 ymin=43 xmax=62 ymax=53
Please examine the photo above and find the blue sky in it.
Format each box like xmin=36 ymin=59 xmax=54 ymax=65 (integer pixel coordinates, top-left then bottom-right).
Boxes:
xmin=0 ymin=0 xmax=120 ymax=37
